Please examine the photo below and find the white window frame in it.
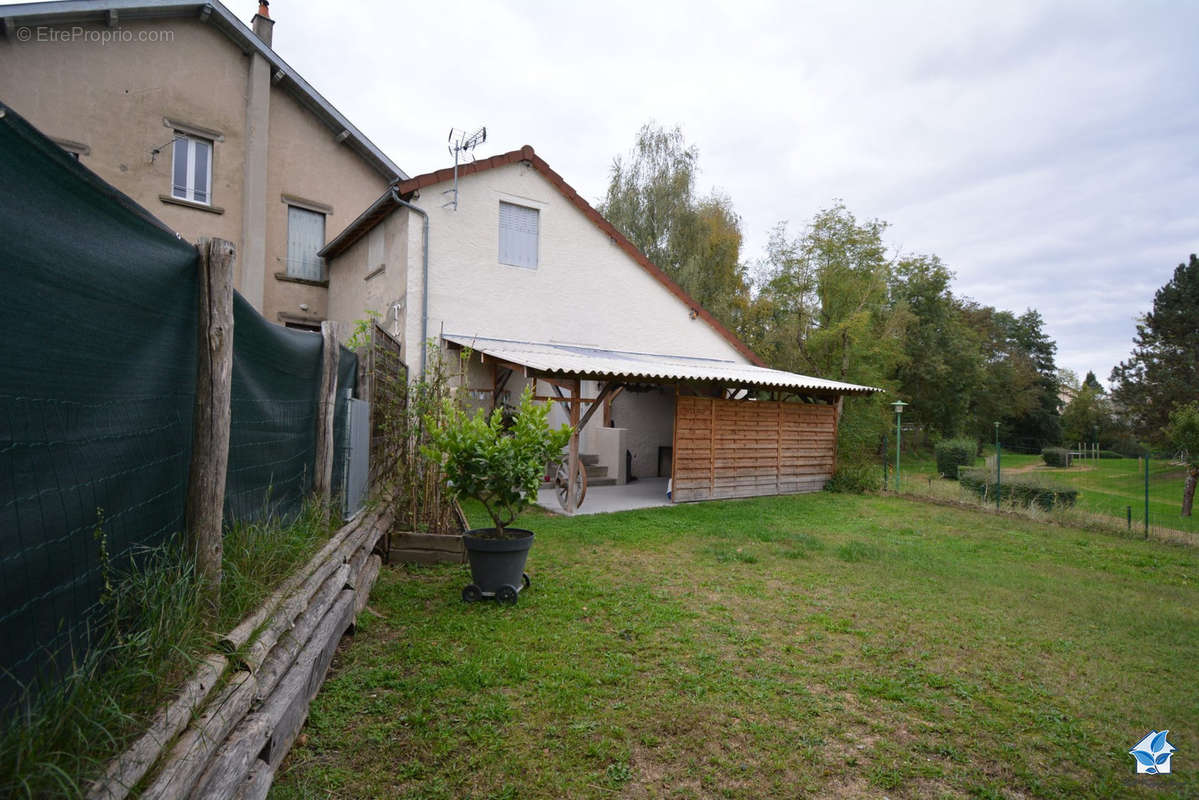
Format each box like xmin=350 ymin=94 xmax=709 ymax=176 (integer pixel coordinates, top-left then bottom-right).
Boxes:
xmin=498 ymin=201 xmax=540 ymax=269
xmin=171 ymin=134 xmax=213 ymax=205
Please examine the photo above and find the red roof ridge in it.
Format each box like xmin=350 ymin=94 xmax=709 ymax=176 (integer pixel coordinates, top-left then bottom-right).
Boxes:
xmin=341 ymin=146 xmax=765 ymax=367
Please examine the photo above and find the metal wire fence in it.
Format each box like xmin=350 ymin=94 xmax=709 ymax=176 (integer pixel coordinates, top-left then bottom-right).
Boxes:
xmin=883 ymin=436 xmax=1198 ymax=544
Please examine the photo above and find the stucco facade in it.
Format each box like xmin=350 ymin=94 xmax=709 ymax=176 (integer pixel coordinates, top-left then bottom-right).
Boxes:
xmin=324 ymin=152 xmax=758 ymax=482
xmin=405 ymin=160 xmax=748 ymax=366
xmin=0 ymin=1 xmax=400 ymax=329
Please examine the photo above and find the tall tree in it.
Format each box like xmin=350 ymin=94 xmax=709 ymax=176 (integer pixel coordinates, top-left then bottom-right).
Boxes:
xmin=1110 ymin=254 xmax=1199 ymax=439
xmin=888 ymin=255 xmax=981 ymax=439
xmin=1061 ymin=384 xmax=1115 ymax=447
xmin=755 ymin=204 xmax=905 ymax=463
xmin=1003 ymin=309 xmax=1063 ymax=447
xmin=599 ymin=124 xmax=751 ymax=332
xmin=957 ymin=303 xmax=1043 ymax=444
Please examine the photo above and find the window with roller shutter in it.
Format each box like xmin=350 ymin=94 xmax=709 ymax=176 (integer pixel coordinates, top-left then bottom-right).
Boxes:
xmin=498 ymin=201 xmax=539 ymax=268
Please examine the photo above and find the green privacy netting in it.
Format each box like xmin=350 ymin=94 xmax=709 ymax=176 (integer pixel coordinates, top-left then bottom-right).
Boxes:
xmin=0 ymin=102 xmax=355 ymax=709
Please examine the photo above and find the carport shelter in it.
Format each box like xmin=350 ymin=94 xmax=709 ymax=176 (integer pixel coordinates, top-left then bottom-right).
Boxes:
xmin=443 ymin=334 xmax=879 ymax=512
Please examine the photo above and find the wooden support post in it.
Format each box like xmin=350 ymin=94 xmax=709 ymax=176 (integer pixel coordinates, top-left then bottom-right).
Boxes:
xmin=185 ymin=237 xmax=235 ymax=603
xmin=567 ymin=379 xmax=580 ymax=514
xmin=313 ymin=320 xmax=340 ymax=501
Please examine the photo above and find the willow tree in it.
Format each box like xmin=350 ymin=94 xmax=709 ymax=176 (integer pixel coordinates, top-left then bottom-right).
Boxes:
xmin=599 ymin=123 xmax=752 ymax=333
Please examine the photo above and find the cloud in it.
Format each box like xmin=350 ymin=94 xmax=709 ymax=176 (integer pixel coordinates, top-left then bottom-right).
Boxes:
xmin=19 ymin=0 xmax=1195 ymax=380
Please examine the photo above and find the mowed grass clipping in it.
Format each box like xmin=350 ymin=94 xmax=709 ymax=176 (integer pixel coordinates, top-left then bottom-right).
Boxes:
xmin=271 ymin=493 xmax=1199 ymax=799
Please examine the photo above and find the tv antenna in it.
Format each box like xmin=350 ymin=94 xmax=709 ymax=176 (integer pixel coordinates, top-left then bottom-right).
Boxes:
xmin=443 ymin=125 xmax=486 ymax=210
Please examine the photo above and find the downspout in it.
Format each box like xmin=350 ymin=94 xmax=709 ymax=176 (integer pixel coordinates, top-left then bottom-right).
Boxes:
xmin=390 ymin=189 xmax=430 ymax=377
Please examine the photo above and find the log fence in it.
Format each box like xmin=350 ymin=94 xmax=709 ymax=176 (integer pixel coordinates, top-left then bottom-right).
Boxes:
xmin=87 ymin=507 xmax=392 ymax=800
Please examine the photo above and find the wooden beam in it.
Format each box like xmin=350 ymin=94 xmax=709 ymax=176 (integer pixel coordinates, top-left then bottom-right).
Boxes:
xmin=566 ymin=379 xmax=580 ymax=514
xmin=575 ymin=382 xmax=620 ymax=433
xmin=539 ymin=375 xmax=577 ymax=391
xmin=185 ymin=238 xmax=235 ymax=604
xmin=313 ymin=321 xmax=340 ymax=501
xmin=603 ymin=386 xmax=625 ymax=426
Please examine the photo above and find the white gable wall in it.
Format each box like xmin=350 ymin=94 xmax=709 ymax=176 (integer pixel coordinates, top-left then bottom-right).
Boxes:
xmin=400 ymin=161 xmax=750 ymax=369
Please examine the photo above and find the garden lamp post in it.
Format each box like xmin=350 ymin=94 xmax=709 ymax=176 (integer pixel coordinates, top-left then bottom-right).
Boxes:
xmin=891 ymin=401 xmax=907 ymax=492
xmin=994 ymin=421 xmax=1001 ymax=509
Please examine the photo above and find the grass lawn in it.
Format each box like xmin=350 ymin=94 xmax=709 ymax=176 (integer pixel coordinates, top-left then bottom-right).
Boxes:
xmin=271 ymin=493 xmax=1198 ymax=799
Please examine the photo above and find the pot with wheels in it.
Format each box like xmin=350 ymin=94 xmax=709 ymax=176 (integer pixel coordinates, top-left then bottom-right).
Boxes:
xmin=461 ymin=528 xmax=535 ymax=605
xmin=423 ymin=388 xmax=572 ymax=606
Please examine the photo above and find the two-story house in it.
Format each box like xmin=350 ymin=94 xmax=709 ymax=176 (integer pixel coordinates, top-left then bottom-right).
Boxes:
xmin=0 ymin=0 xmax=404 ymax=330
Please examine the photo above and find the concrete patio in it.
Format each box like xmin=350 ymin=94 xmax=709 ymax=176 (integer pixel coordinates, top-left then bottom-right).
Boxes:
xmin=536 ymin=477 xmax=672 ymax=515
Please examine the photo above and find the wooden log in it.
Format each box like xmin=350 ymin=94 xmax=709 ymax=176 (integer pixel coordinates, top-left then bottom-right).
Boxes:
xmin=192 ymin=591 xmax=355 ymax=798
xmin=345 ymin=520 xmax=388 ymax=585
xmin=354 ymin=555 xmax=381 ymax=615
xmin=567 ymin=378 xmax=580 ymax=513
xmin=261 ymin=591 xmax=356 ymax=765
xmin=241 ymin=508 xmax=388 ymax=672
xmin=253 ymin=564 xmax=349 ymax=703
xmin=86 ymin=653 xmax=228 ymax=800
xmin=241 ymin=562 xmax=350 ymax=675
xmin=139 ymin=669 xmax=257 ymax=800
xmin=219 ymin=506 xmax=379 ymax=653
xmin=185 ymin=237 xmax=236 ymax=603
xmin=235 ymin=760 xmax=274 ymax=800
xmin=313 ymin=320 xmax=340 ymax=500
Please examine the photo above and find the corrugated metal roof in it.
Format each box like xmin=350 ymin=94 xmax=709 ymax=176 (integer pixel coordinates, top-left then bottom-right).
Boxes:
xmin=443 ymin=334 xmax=881 ymax=395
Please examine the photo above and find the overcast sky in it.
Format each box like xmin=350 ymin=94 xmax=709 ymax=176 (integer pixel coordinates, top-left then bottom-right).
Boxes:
xmin=34 ymin=0 xmax=1199 ymax=382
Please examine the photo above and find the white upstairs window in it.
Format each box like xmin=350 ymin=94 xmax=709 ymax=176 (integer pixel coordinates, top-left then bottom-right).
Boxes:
xmin=498 ymin=201 xmax=539 ymax=268
xmin=171 ymin=134 xmax=212 ymax=204
xmin=287 ymin=206 xmax=326 ymax=280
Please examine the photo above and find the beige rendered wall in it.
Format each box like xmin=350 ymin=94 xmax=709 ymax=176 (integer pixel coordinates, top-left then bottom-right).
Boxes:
xmin=0 ymin=15 xmax=393 ymax=327
xmin=263 ymin=87 xmax=392 ymax=328
xmin=0 ymin=18 xmax=247 ymax=262
xmin=401 ymin=161 xmax=749 ymax=367
xmin=327 ymin=209 xmax=411 ymax=348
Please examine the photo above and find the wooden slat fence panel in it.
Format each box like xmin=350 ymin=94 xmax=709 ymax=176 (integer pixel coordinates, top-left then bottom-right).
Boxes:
xmin=672 ymin=396 xmax=837 ymax=502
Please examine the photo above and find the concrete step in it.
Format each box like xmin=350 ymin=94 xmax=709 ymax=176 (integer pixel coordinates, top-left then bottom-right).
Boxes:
xmin=580 ymin=454 xmax=600 ymax=466
xmin=585 ymin=464 xmax=608 ymax=479
xmin=588 ymin=477 xmax=618 ymax=487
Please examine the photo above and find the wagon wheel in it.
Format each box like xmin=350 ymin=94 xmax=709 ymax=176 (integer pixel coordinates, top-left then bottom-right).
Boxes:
xmin=553 ymin=458 xmax=588 ymax=511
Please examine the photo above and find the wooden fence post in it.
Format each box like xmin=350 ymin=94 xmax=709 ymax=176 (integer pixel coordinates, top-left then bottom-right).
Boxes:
xmin=313 ymin=320 xmax=340 ymax=502
xmin=185 ymin=238 xmax=236 ymax=604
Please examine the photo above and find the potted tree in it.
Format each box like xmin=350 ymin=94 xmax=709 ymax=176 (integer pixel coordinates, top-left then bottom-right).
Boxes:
xmin=425 ymin=388 xmax=571 ymax=604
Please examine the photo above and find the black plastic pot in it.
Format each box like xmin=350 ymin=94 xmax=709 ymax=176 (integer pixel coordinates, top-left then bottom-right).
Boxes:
xmin=461 ymin=528 xmax=533 ymax=604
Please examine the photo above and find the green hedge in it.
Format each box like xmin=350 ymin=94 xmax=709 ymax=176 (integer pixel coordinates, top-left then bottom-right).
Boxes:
xmin=1042 ymin=447 xmax=1071 ymax=467
xmin=959 ymin=468 xmax=1078 ymax=510
xmin=935 ymin=438 xmax=977 ymax=479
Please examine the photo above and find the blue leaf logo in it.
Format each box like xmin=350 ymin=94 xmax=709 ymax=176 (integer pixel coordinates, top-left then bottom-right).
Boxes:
xmin=1130 ymin=729 xmax=1175 ymax=775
